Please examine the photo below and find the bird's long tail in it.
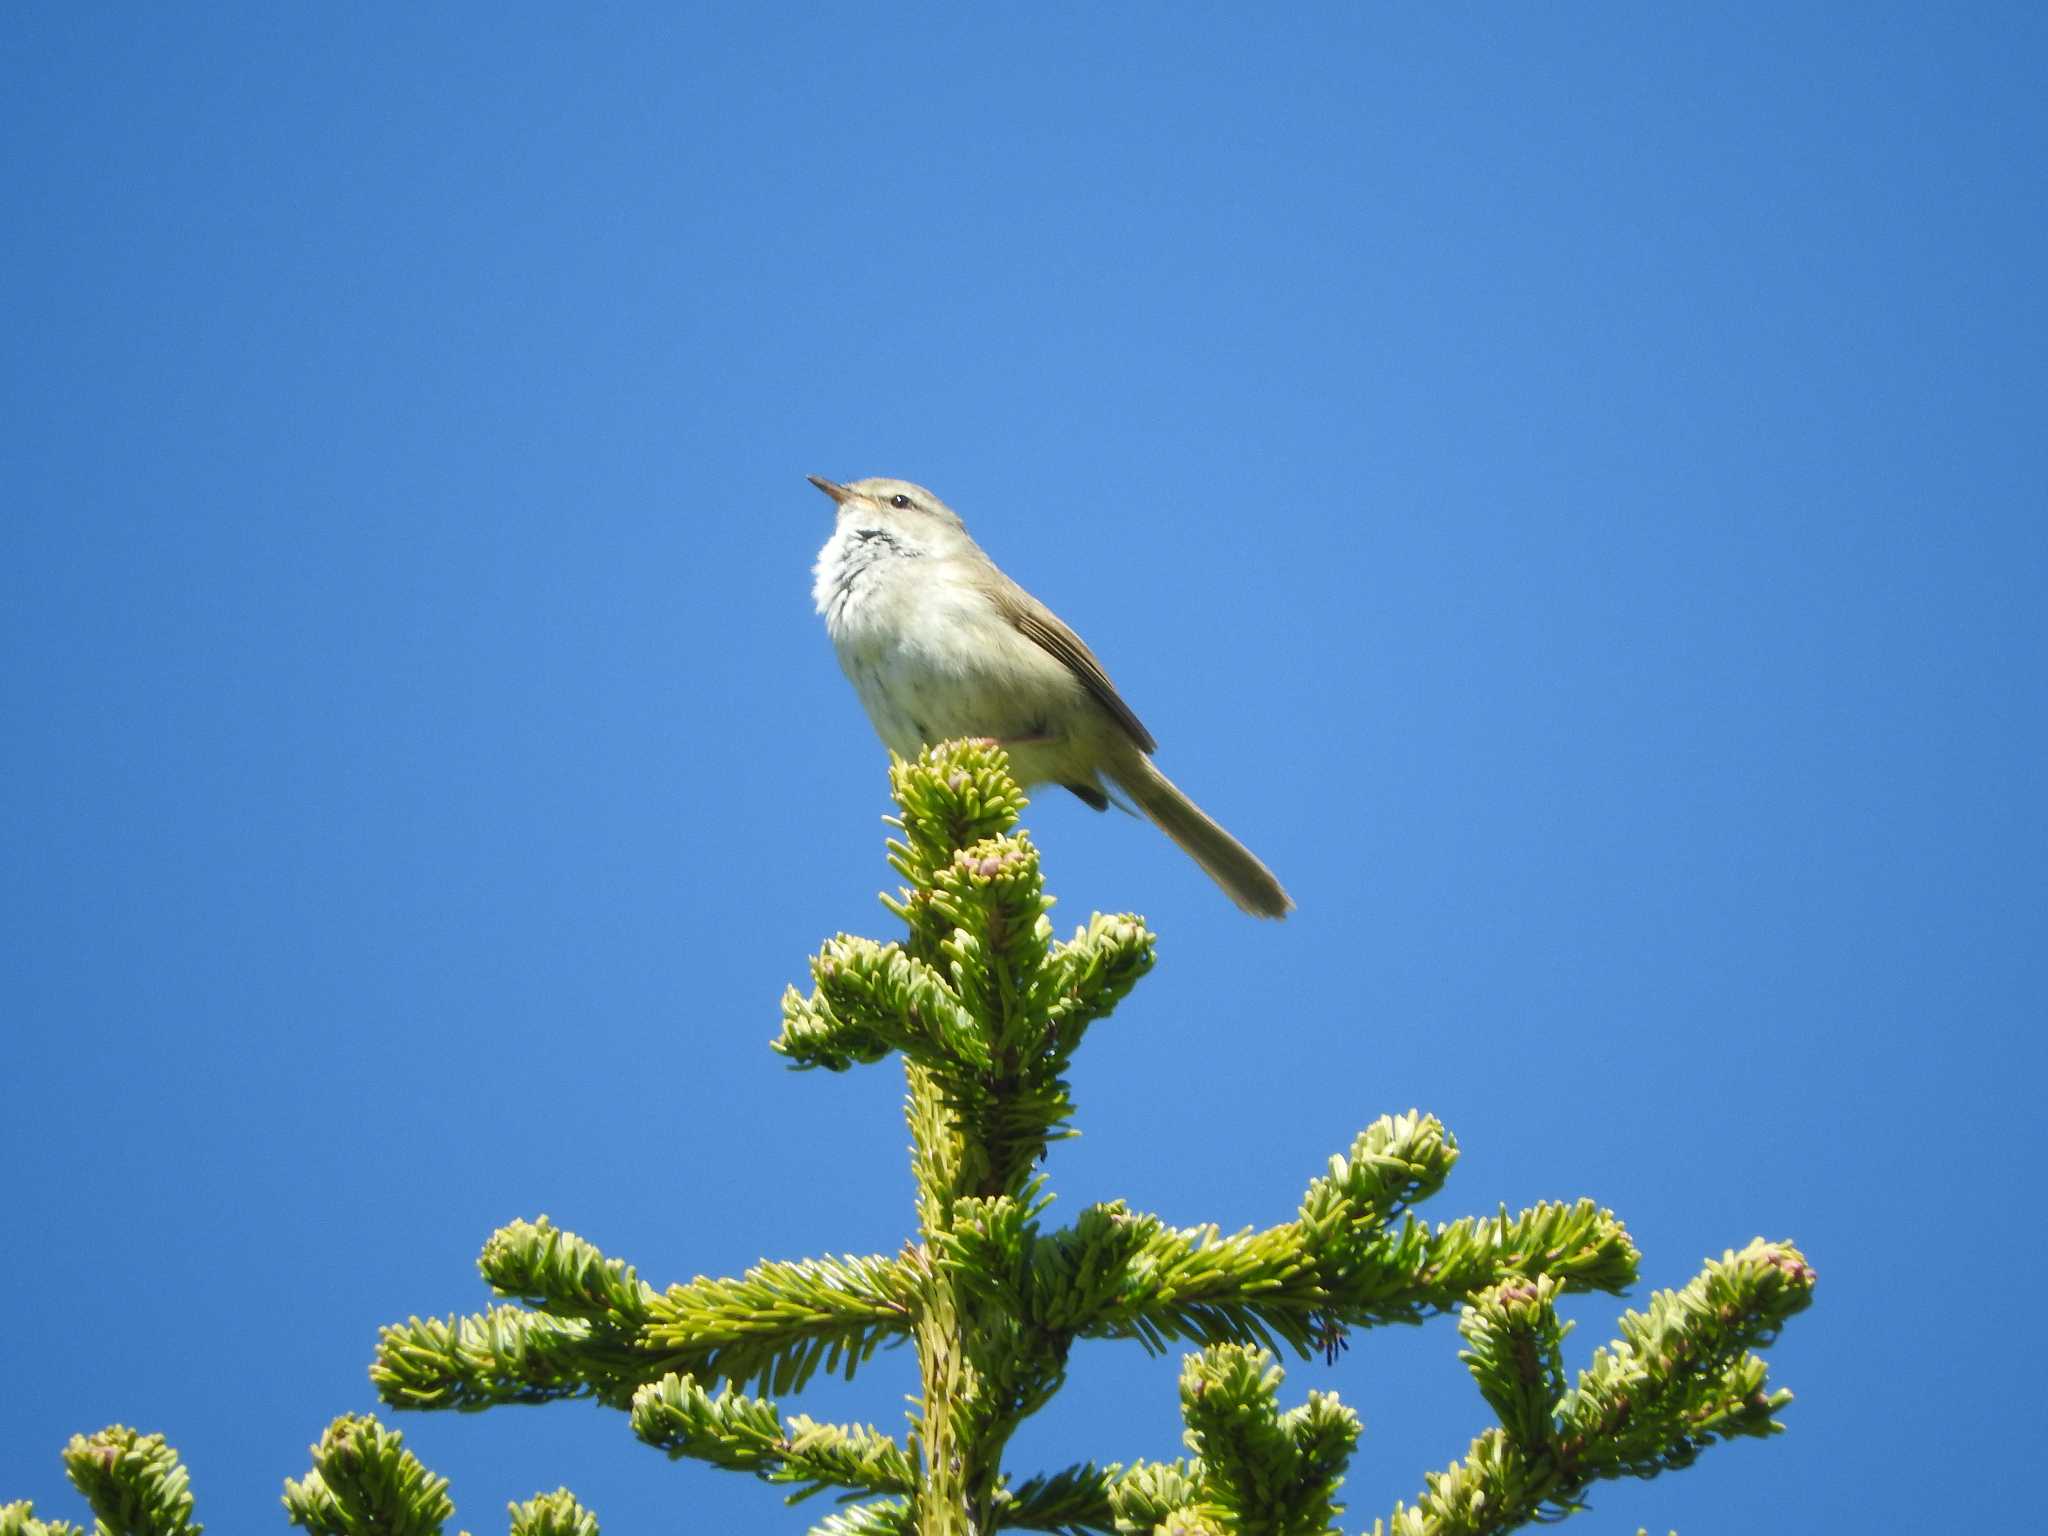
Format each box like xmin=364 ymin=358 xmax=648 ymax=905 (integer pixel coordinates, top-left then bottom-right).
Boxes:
xmin=1107 ymin=748 xmax=1293 ymax=918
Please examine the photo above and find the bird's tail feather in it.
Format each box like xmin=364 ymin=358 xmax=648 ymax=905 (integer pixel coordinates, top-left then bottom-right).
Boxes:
xmin=1108 ymin=750 xmax=1293 ymax=918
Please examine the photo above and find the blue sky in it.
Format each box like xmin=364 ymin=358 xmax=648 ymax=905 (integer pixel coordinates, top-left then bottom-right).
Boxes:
xmin=4 ymin=5 xmax=2041 ymax=1530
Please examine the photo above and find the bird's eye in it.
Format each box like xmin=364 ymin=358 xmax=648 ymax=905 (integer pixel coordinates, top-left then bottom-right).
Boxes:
xmin=890 ymin=494 xmax=912 ymax=509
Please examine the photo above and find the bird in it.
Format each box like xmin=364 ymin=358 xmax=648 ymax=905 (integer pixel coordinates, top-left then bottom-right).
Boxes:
xmin=809 ymin=474 xmax=1292 ymax=918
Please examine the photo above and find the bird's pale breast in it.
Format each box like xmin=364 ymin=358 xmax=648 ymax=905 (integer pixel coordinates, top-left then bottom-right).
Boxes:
xmin=817 ymin=530 xmax=1094 ymax=780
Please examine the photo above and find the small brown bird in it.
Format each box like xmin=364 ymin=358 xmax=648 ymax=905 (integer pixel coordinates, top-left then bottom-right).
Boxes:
xmin=810 ymin=475 xmax=1291 ymax=917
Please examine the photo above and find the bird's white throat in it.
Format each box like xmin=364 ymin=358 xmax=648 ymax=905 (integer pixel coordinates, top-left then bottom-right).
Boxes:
xmin=813 ymin=520 xmax=929 ymax=640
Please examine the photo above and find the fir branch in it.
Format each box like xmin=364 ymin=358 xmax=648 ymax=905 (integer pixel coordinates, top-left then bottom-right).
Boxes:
xmin=948 ymin=1148 xmax=1636 ymax=1371
xmin=642 ymin=1253 xmax=919 ymax=1395
xmin=631 ymin=1374 xmax=917 ymax=1503
xmin=882 ymin=743 xmax=1030 ymax=902
xmin=986 ymin=1459 xmax=1212 ymax=1536
xmin=479 ymin=1217 xmax=655 ymax=1325
xmin=778 ymin=937 xmax=986 ymax=1073
xmin=377 ymin=1221 xmax=662 ymax=1410
xmin=629 ymin=1376 xmax=799 ymax=1471
xmin=372 ymin=1304 xmax=648 ymax=1410
xmin=57 ymin=1429 xmax=199 ymax=1536
xmin=1280 ymin=1393 xmax=1365 ymax=1513
xmin=1058 ymin=1218 xmax=1323 ymax=1355
xmin=1039 ymin=1218 xmax=1331 ymax=1356
xmin=1040 ymin=913 xmax=1157 ymax=1049
xmin=1297 ymin=1112 xmax=1459 ymax=1245
xmin=1001 ymin=1351 xmax=1357 ymax=1536
xmin=1176 ymin=1346 xmax=1359 ymax=1536
xmin=1104 ymin=1461 xmax=1203 ymax=1530
xmin=778 ymin=912 xmax=1144 ymax=1197
xmin=1317 ymin=1200 xmax=1639 ymax=1327
xmin=989 ymin=1461 xmax=1125 ymax=1533
xmin=943 ymin=1198 xmax=1321 ymax=1358
xmin=787 ymin=744 xmax=1160 ymax=1240
xmin=1413 ymin=1201 xmax=1641 ymax=1298
xmin=940 ymin=1195 xmax=1124 ymax=1332
xmin=781 ymin=1416 xmax=921 ymax=1502
xmin=1372 ymin=1240 xmax=1817 ymax=1535
xmin=925 ymin=835 xmax=1054 ymax=1054
xmin=1552 ymin=1238 xmax=1816 ymax=1478
xmin=282 ymin=1415 xmax=452 ymax=1536
xmin=1457 ymin=1277 xmax=1570 ymax=1450
xmin=378 ymin=1251 xmax=919 ymax=1411
xmin=1373 ymin=1431 xmax=1538 ymax=1536
xmin=806 ymin=1503 xmax=914 ymax=1536
xmin=919 ymin=831 xmax=1087 ymax=1191
xmin=1 ymin=1504 xmax=87 ymax=1536
xmin=507 ymin=1490 xmax=598 ymax=1536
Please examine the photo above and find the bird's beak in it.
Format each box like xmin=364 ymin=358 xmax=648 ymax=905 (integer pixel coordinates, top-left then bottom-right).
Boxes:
xmin=807 ymin=475 xmax=851 ymax=505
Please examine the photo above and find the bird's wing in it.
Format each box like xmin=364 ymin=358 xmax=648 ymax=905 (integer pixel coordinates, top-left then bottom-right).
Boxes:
xmin=989 ymin=579 xmax=1158 ymax=755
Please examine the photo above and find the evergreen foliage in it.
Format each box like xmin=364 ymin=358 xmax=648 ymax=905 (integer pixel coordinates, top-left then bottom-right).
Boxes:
xmin=8 ymin=740 xmax=1814 ymax=1534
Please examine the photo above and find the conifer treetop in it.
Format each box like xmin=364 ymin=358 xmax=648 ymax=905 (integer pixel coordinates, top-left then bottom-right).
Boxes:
xmin=6 ymin=740 xmax=1814 ymax=1536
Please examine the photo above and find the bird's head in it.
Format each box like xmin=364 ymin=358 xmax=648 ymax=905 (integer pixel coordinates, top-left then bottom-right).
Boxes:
xmin=808 ymin=475 xmax=974 ymax=555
